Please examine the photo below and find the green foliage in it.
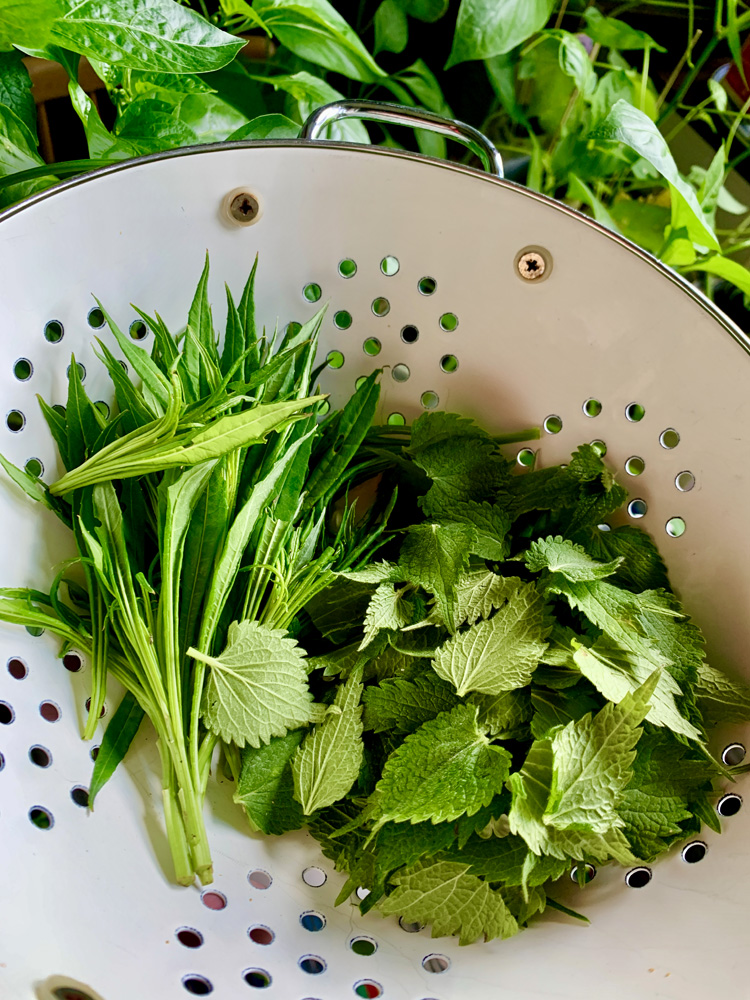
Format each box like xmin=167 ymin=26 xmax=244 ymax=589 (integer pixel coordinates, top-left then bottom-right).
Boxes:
xmin=371 ymin=703 xmax=512 ymax=827
xmin=378 ymin=858 xmax=519 ymax=945
xmin=291 ymin=665 xmax=364 ymax=813
xmin=192 ymin=620 xmax=316 ymax=747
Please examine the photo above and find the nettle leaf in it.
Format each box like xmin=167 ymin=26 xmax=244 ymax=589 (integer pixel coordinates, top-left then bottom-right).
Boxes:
xmin=360 ymin=583 xmax=414 ymax=649
xmin=234 ymin=729 xmax=306 ymax=835
xmin=573 ymin=639 xmax=703 ymax=742
xmin=432 ymin=581 xmax=549 ymax=696
xmin=378 ymin=858 xmax=519 ymax=945
xmin=50 ymin=0 xmax=244 ymax=74
xmin=372 ymin=703 xmax=511 ymax=828
xmin=446 ymin=0 xmax=555 ymax=68
xmin=192 ymin=620 xmax=315 ymax=747
xmin=470 ymin=688 xmax=532 ymax=736
xmin=292 ymin=666 xmax=364 ymax=814
xmin=695 ymin=662 xmax=750 ymax=725
xmin=574 ymin=523 xmax=669 ymax=593
xmin=548 ymin=577 xmax=704 ymax=689
xmin=338 ymin=561 xmax=401 ymax=584
xmin=543 ymin=672 xmax=658 ymax=833
xmin=399 ymin=522 xmax=475 ymax=630
xmin=529 ymin=684 xmax=601 ymax=741
xmin=447 ymin=832 xmax=567 ymax=887
xmin=508 ymin=739 xmax=636 ymax=865
xmin=363 ymin=673 xmax=459 ymax=733
xmin=454 ymin=569 xmax=519 ymax=626
xmin=525 ymin=535 xmax=622 ymax=582
xmin=618 ymin=732 xmax=715 ymax=861
xmin=589 ymin=101 xmax=719 ymax=252
xmin=421 ymin=495 xmax=510 ymax=561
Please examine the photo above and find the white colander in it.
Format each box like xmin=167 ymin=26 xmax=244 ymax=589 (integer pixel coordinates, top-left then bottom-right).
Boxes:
xmin=1 ymin=102 xmax=749 ymax=1000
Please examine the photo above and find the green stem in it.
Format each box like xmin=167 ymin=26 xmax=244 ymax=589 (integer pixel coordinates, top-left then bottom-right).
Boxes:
xmin=656 ymin=32 xmax=722 ymax=126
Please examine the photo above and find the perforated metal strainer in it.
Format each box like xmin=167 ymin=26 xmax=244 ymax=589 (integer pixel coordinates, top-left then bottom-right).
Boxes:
xmin=2 ymin=103 xmax=749 ymax=1000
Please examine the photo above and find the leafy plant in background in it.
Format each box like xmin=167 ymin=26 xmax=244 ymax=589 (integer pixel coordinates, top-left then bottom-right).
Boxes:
xmin=1 ymin=1 xmax=750 ymax=298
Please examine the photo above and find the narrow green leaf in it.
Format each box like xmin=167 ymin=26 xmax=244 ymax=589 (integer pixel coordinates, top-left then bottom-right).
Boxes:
xmin=305 ymin=370 xmax=380 ymax=509
xmin=0 ymin=451 xmax=70 ymax=525
xmin=197 ymin=430 xmax=314 ymax=649
xmin=89 ymin=691 xmax=145 ymax=807
xmin=178 ymin=461 xmax=229 ymax=657
xmin=93 ymin=338 xmax=156 ymax=431
xmin=66 ymin=353 xmax=104 ymax=468
xmin=93 ymin=298 xmax=171 ymax=411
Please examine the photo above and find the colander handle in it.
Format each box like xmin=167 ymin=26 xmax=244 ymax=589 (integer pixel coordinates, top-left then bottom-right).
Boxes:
xmin=300 ymin=99 xmax=504 ymax=178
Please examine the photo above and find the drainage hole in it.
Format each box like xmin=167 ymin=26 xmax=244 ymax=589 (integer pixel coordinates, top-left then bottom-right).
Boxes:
xmin=248 ymin=869 xmax=272 ymax=890
xmin=6 ymin=410 xmax=25 ymax=432
xmin=300 ymin=911 xmax=326 ymax=932
xmin=13 ymin=358 xmax=32 ymax=381
xmin=681 ymin=841 xmax=707 ymax=864
xmin=248 ymin=925 xmax=275 ymax=945
xmin=70 ymin=785 xmax=89 ymax=807
xmin=182 ymin=975 xmax=213 ymax=995
xmin=29 ymin=745 xmax=52 ymax=767
xmin=722 ymin=743 xmax=746 ymax=766
xmin=243 ymin=968 xmax=271 ymax=988
xmin=44 ymin=320 xmax=64 ymax=343
xmin=350 ymin=936 xmax=377 ymax=956
xmin=29 ymin=805 xmax=54 ymax=829
xmin=302 ymin=866 xmax=327 ymax=887
xmin=177 ymin=928 xmax=204 ymax=948
xmin=299 ymin=955 xmax=326 ymax=975
xmin=717 ymin=793 xmax=743 ymax=817
xmin=422 ymin=954 xmax=451 ymax=974
xmin=7 ymin=657 xmax=28 ymax=679
xmin=625 ymin=867 xmax=652 ymax=888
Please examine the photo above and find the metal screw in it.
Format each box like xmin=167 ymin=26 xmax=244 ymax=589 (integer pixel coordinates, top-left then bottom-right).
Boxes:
xmin=517 ymin=250 xmax=547 ymax=280
xmin=228 ymin=191 xmax=259 ymax=224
